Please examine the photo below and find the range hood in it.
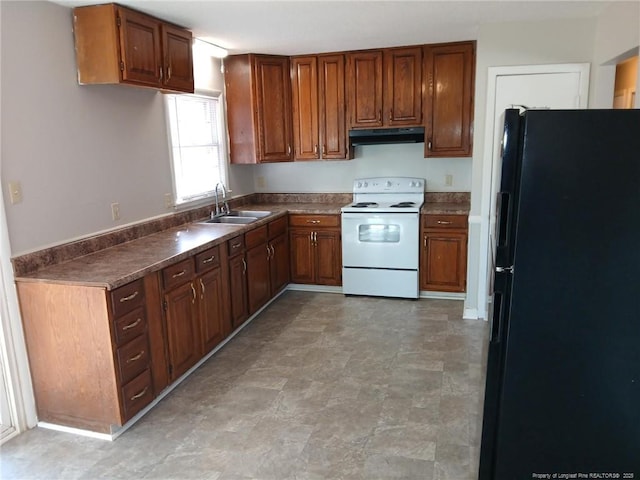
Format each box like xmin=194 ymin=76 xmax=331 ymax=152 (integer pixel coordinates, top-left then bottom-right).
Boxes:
xmin=348 ymin=127 xmax=425 ymax=146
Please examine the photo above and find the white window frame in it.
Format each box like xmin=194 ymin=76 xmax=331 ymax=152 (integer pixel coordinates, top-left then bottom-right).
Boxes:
xmin=164 ymin=91 xmax=228 ymax=208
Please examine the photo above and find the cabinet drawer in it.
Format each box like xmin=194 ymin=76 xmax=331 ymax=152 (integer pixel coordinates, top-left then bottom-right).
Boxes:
xmin=245 ymin=225 xmax=268 ymax=249
xmin=162 ymin=258 xmax=195 ymax=290
xmin=423 ymin=214 xmax=467 ymax=229
xmin=114 ymin=307 xmax=147 ymax=346
xmin=195 ymin=246 xmax=220 ymax=273
xmin=116 ymin=335 xmax=150 ymax=385
xmin=268 ymin=216 xmax=288 ymax=238
xmin=110 ymin=279 xmax=144 ymax=317
xmin=289 ymin=214 xmax=340 ymax=228
xmin=227 ymin=235 xmax=245 ymax=257
xmin=121 ymin=368 xmax=154 ymax=421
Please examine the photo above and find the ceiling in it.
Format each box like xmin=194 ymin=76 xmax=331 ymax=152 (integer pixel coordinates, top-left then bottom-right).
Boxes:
xmin=51 ymin=1 xmax=614 ymax=55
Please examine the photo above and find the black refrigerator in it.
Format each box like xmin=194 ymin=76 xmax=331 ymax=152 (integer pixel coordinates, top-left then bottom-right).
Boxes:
xmin=479 ymin=108 xmax=640 ymax=479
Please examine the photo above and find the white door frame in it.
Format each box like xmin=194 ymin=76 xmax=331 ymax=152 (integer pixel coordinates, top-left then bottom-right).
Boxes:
xmin=0 ymin=193 xmax=37 ymax=444
xmin=476 ymin=63 xmax=590 ymax=319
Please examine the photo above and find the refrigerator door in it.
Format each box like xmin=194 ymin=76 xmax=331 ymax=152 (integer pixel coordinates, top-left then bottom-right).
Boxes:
xmin=489 ymin=110 xmax=640 ymax=478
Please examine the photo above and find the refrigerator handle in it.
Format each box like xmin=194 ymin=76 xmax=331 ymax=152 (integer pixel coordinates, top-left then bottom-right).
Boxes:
xmin=490 ymin=290 xmax=503 ymax=343
xmin=496 ymin=191 xmax=511 ymax=248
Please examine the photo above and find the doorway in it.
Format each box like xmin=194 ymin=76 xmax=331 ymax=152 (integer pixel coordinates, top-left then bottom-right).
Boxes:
xmin=613 ymin=55 xmax=638 ymax=108
xmin=476 ymin=64 xmax=590 ymax=319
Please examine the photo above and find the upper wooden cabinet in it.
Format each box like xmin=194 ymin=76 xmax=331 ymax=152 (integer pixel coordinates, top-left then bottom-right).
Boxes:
xmin=72 ymin=3 xmax=194 ymax=93
xmin=384 ymin=47 xmax=423 ymax=126
xmin=423 ymin=42 xmax=475 ymax=157
xmin=225 ymin=54 xmax=293 ymax=164
xmin=347 ymin=51 xmax=384 ymax=128
xmin=347 ymin=47 xmax=422 ymax=129
xmin=291 ymin=54 xmax=349 ymax=161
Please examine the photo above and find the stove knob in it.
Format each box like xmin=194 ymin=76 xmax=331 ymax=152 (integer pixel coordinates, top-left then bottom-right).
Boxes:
xmin=357 ymin=182 xmax=363 ymax=188
xmin=363 ymin=182 xmax=368 ymax=187
xmin=385 ymin=181 xmax=392 ymax=187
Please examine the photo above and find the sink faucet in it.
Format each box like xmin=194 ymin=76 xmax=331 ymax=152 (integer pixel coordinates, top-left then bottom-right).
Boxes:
xmin=213 ymin=182 xmax=229 ymax=217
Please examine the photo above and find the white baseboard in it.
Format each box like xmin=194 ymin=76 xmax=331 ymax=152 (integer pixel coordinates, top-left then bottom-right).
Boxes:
xmin=286 ymin=284 xmax=343 ymax=294
xmin=463 ymin=307 xmax=480 ymax=320
xmin=419 ymin=291 xmax=465 ymax=300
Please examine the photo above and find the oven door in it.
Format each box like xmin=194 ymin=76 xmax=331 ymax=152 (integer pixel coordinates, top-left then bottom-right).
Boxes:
xmin=341 ymin=212 xmax=420 ymax=270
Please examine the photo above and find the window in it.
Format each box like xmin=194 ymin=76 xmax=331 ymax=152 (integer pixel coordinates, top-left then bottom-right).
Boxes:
xmin=165 ymin=93 xmax=226 ymax=206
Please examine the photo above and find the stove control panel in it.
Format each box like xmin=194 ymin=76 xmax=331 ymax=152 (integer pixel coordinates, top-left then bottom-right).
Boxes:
xmin=352 ymin=177 xmax=425 ymax=194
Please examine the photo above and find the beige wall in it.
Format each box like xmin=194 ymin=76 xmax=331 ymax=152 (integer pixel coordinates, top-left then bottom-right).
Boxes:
xmin=0 ymin=1 xmax=252 ymax=255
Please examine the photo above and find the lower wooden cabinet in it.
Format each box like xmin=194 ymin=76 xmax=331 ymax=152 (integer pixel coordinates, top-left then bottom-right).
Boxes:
xmin=227 ymin=234 xmax=249 ymax=329
xmin=289 ymin=214 xmax=341 ymax=286
xmin=420 ymin=214 xmax=468 ymax=292
xmin=16 ymin=277 xmax=158 ymax=433
xmin=246 ymin=217 xmax=290 ymax=315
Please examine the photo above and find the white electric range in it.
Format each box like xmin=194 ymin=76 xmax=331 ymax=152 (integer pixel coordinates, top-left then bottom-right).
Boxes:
xmin=341 ymin=177 xmax=425 ymax=299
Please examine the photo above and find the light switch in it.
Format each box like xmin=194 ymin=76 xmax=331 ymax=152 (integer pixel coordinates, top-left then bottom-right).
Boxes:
xmin=445 ymin=174 xmax=453 ymax=187
xmin=8 ymin=181 xmax=23 ymax=204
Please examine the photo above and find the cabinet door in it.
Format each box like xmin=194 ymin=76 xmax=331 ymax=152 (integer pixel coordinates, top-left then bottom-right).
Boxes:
xmin=198 ymin=268 xmax=224 ymax=355
xmin=269 ymin=233 xmax=290 ymax=295
xmin=315 ymin=230 xmax=342 ymax=286
xmin=291 ymin=56 xmax=319 ymax=160
xmin=384 ymin=47 xmax=422 ymax=126
xmin=348 ymin=51 xmax=383 ymax=128
xmin=161 ymin=24 xmax=194 ymax=93
xmin=253 ymin=56 xmax=293 ymax=162
xmin=117 ymin=7 xmax=161 ymax=87
xmin=246 ymin=243 xmax=271 ymax=315
xmin=164 ymin=281 xmax=199 ymax=380
xmin=289 ymin=229 xmax=315 ymax=284
xmin=420 ymin=231 xmax=467 ymax=292
xmin=319 ymin=54 xmax=348 ymax=159
xmin=228 ymin=254 xmax=249 ymax=328
xmin=424 ymin=42 xmax=475 ymax=157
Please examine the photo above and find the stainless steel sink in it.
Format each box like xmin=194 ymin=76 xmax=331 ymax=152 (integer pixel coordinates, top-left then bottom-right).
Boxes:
xmin=203 ymin=216 xmax=258 ymax=224
xmin=228 ymin=210 xmax=271 ymax=218
xmin=198 ymin=210 xmax=271 ymax=225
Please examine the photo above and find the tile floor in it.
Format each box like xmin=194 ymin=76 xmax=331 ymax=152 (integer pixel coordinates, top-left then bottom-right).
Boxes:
xmin=1 ymin=291 xmax=488 ymax=480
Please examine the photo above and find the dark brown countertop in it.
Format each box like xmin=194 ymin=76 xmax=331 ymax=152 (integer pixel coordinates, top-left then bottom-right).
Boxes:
xmin=421 ymin=202 xmax=471 ymax=215
xmin=16 ymin=200 xmax=468 ymax=289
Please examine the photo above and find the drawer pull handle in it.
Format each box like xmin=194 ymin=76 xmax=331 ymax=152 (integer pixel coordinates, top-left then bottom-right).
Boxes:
xmin=202 ymin=255 xmax=216 ymax=264
xmin=307 ymin=220 xmax=320 ymax=224
xmin=437 ymin=220 xmax=452 ymax=225
xmin=122 ymin=318 xmax=142 ymax=331
xmin=172 ymin=270 xmax=186 ymax=278
xmin=231 ymin=242 xmax=242 ymax=249
xmin=119 ymin=291 xmax=139 ymax=303
xmin=130 ymin=387 xmax=148 ymax=401
xmin=126 ymin=351 xmax=145 ymax=363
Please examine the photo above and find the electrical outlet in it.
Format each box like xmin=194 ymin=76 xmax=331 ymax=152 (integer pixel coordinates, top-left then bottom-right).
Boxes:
xmin=257 ymin=176 xmax=266 ymax=188
xmin=165 ymin=193 xmax=173 ymax=209
xmin=8 ymin=181 xmax=23 ymax=204
xmin=445 ymin=174 xmax=453 ymax=187
xmin=111 ymin=202 xmax=120 ymax=221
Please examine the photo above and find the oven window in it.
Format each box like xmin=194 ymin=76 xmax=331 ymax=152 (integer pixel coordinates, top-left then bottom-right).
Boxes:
xmin=358 ymin=224 xmax=400 ymax=243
